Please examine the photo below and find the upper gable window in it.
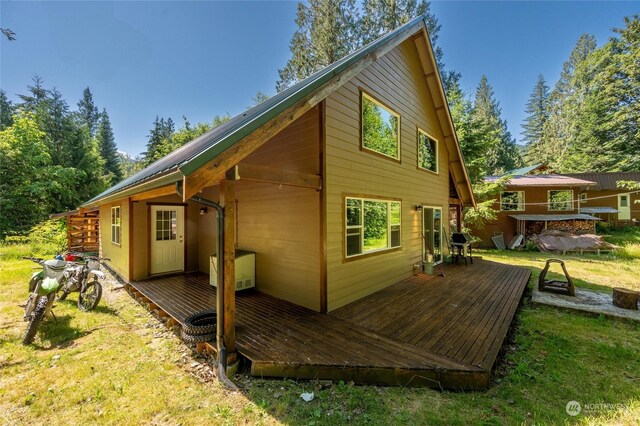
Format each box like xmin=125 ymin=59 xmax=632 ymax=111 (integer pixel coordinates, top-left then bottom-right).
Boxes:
xmin=548 ymin=190 xmax=573 ymax=211
xmin=417 ymin=129 xmax=438 ymax=173
xmin=361 ymin=92 xmax=400 ymax=161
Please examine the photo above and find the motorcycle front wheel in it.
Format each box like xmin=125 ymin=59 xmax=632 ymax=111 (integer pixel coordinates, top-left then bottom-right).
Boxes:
xmin=78 ymin=280 xmax=102 ymax=311
xmin=22 ymin=296 xmax=47 ymax=345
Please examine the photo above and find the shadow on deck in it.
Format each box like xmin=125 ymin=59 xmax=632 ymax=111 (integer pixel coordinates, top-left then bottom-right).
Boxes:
xmin=128 ymin=258 xmax=530 ymax=390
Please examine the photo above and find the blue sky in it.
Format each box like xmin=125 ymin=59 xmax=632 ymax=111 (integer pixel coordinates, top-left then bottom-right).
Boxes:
xmin=1 ymin=1 xmax=637 ymax=156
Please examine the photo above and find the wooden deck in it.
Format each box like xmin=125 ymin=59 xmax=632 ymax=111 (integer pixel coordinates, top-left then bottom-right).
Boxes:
xmin=128 ymin=259 xmax=530 ymax=390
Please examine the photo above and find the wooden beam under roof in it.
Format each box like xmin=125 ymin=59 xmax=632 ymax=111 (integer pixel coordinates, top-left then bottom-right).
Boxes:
xmin=234 ymin=163 xmax=322 ymax=190
xmin=130 ymin=184 xmax=177 ymax=202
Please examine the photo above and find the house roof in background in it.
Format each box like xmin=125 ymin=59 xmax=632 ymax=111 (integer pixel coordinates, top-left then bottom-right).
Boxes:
xmin=508 ymin=213 xmax=601 ymax=221
xmin=83 ymin=14 xmax=475 ymax=208
xmin=564 ymin=172 xmax=640 ymax=191
xmin=486 ymin=174 xmax=596 ymax=187
xmin=506 ymin=163 xmax=546 ymax=176
xmin=581 ymin=207 xmax=619 ymax=214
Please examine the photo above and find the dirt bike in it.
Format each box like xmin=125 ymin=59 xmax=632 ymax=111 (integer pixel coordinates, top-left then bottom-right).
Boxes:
xmin=22 ymin=257 xmax=67 ymax=344
xmin=55 ymin=253 xmax=107 ymax=312
xmin=22 ymin=255 xmax=107 ymax=344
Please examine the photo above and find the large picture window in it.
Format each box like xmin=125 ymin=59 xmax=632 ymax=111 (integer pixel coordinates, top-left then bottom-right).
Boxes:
xmin=500 ymin=191 xmax=525 ymax=211
xmin=417 ymin=129 xmax=438 ymax=173
xmin=361 ymin=92 xmax=400 ymax=160
xmin=111 ymin=206 xmax=121 ymax=245
xmin=345 ymin=197 xmax=401 ymax=257
xmin=548 ymin=190 xmax=573 ymax=211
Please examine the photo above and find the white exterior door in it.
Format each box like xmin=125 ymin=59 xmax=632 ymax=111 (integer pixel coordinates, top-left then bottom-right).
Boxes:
xmin=150 ymin=206 xmax=185 ymax=275
xmin=618 ymin=194 xmax=631 ymax=220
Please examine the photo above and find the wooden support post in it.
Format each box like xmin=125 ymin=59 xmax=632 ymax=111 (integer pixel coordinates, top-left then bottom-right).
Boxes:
xmin=220 ymin=178 xmax=237 ymax=364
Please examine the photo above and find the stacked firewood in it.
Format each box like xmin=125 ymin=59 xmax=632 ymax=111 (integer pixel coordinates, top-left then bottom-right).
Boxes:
xmin=526 ymin=220 xmax=594 ymax=237
xmin=547 ymin=220 xmax=594 ymax=234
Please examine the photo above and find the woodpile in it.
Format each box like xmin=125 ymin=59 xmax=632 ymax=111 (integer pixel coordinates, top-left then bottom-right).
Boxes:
xmin=67 ymin=210 xmax=99 ymax=253
xmin=526 ymin=220 xmax=594 ymax=237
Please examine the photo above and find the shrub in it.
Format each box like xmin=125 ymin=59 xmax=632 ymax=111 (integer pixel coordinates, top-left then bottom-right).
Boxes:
xmin=27 ymin=219 xmax=67 ymax=255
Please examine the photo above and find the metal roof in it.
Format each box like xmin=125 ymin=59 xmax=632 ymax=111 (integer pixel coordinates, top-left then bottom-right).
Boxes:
xmin=564 ymin=172 xmax=640 ymax=191
xmin=84 ymin=15 xmax=438 ymax=207
xmin=506 ymin=163 xmax=545 ymax=176
xmin=486 ymin=174 xmax=596 ymax=187
xmin=508 ymin=214 xmax=601 ymax=221
xmin=580 ymin=207 xmax=620 ymax=214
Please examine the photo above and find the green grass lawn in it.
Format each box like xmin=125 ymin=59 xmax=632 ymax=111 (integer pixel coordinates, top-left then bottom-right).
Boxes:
xmin=1 ymin=239 xmax=639 ymax=425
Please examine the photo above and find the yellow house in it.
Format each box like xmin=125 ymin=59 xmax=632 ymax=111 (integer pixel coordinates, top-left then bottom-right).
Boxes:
xmin=78 ymin=16 xmax=502 ymax=389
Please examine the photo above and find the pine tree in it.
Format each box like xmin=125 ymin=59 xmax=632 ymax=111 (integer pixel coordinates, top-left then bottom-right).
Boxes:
xmin=18 ymin=75 xmax=49 ymax=111
xmin=143 ymin=116 xmax=176 ymax=166
xmin=0 ymin=90 xmax=14 ymax=130
xmin=471 ymin=76 xmax=522 ymax=175
xmin=276 ymin=1 xmax=448 ymax=92
xmin=538 ymin=34 xmax=598 ymax=171
xmin=521 ymin=74 xmax=550 ymax=163
xmin=276 ymin=0 xmax=358 ymax=92
xmin=77 ymin=87 xmax=100 ymax=137
xmin=96 ymin=109 xmax=123 ymax=185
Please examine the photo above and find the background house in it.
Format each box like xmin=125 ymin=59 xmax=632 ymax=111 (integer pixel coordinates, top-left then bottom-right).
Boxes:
xmin=565 ymin=172 xmax=640 ymax=226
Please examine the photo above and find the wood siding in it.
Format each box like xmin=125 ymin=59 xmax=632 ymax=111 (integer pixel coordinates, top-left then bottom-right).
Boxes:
xmin=324 ymin=39 xmax=451 ymax=311
xmin=100 ymin=201 xmax=130 ymax=281
xmin=198 ymin=108 xmax=322 ymax=311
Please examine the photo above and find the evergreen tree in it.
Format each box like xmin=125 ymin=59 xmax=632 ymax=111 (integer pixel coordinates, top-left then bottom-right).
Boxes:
xmin=537 ymin=34 xmax=598 ymax=170
xmin=276 ymin=1 xmax=451 ymax=92
xmin=143 ymin=116 xmax=176 ymax=166
xmin=521 ymin=74 xmax=550 ymax=163
xmin=96 ymin=109 xmax=123 ymax=185
xmin=0 ymin=90 xmax=14 ymax=130
xmin=471 ymin=76 xmax=522 ymax=175
xmin=276 ymin=0 xmax=358 ymax=92
xmin=18 ymin=75 xmax=49 ymax=111
xmin=77 ymin=87 xmax=100 ymax=137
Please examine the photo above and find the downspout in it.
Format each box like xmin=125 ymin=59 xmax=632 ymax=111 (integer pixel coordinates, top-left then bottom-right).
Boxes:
xmin=179 ymin=187 xmax=237 ymax=390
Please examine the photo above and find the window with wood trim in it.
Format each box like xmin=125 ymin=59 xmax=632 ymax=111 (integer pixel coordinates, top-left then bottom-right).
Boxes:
xmin=500 ymin=191 xmax=525 ymax=211
xmin=417 ymin=129 xmax=438 ymax=173
xmin=579 ymin=193 xmax=587 ymax=203
xmin=361 ymin=92 xmax=400 ymax=160
xmin=548 ymin=190 xmax=573 ymax=211
xmin=111 ymin=206 xmax=121 ymax=245
xmin=345 ymin=197 xmax=401 ymax=257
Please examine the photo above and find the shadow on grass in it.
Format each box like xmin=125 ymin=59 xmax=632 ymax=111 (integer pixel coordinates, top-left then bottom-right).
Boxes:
xmin=34 ymin=314 xmax=90 ymax=350
xmin=55 ymin=298 xmax=119 ymax=316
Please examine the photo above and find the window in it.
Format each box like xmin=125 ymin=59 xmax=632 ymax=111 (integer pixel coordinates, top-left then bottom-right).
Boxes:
xmin=579 ymin=193 xmax=587 ymax=203
xmin=361 ymin=92 xmax=400 ymax=160
xmin=620 ymin=195 xmax=628 ymax=207
xmin=548 ymin=190 xmax=573 ymax=211
xmin=111 ymin=206 xmax=121 ymax=245
xmin=417 ymin=129 xmax=438 ymax=173
xmin=345 ymin=197 xmax=401 ymax=257
xmin=155 ymin=210 xmax=177 ymax=241
xmin=500 ymin=191 xmax=525 ymax=211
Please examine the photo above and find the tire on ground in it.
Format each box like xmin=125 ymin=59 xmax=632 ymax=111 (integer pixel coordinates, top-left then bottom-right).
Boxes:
xmin=181 ymin=329 xmax=215 ymax=344
xmin=182 ymin=310 xmax=216 ymax=335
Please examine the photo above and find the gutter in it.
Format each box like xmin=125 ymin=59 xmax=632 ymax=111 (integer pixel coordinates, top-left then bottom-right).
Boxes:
xmin=81 ymin=170 xmax=184 ymax=207
xmin=186 ymin=192 xmax=238 ymax=390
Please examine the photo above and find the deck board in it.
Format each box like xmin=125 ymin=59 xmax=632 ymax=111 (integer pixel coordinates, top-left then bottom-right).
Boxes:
xmin=130 ymin=258 xmax=530 ymax=390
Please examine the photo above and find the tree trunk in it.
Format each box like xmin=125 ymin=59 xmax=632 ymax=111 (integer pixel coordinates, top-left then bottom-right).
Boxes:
xmin=613 ymin=287 xmax=639 ymax=310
